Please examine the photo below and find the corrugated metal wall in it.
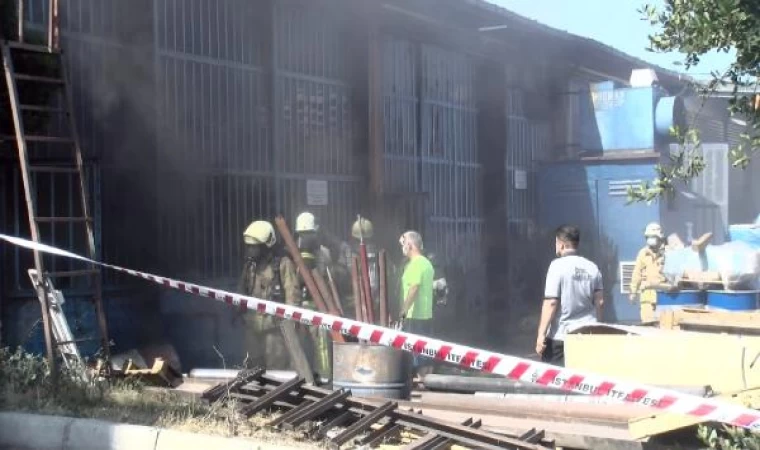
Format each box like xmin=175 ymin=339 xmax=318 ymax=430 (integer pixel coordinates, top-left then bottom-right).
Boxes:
xmin=155 ymin=0 xmax=362 ymax=280
xmin=381 ymin=36 xmax=483 ymax=268
xmin=274 ymin=1 xmax=362 ymax=238
xmin=155 ymin=0 xmax=272 ymax=281
xmin=20 ymin=0 xmax=155 ymax=280
xmin=3 ymin=0 xmax=158 ymax=352
xmin=420 ymin=45 xmax=482 ymax=267
xmin=505 ymin=64 xmax=551 ymax=237
xmin=382 ymin=36 xmax=418 ymax=194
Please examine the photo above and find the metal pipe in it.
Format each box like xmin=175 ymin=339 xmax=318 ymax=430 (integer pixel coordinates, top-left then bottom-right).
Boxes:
xmin=378 ymin=249 xmax=388 ymax=327
xmin=17 ymin=0 xmax=24 ymax=42
xmin=357 ymin=216 xmax=375 ymax=324
xmin=422 ymin=374 xmax=711 ymax=397
xmin=351 ymin=256 xmax=364 ymax=322
xmin=326 ymin=266 xmax=344 ymax=316
xmin=188 ymin=368 xmax=298 ymax=382
xmin=313 ymin=268 xmax=340 ymax=317
xmin=274 ymin=216 xmax=344 ymax=342
xmin=47 ymin=0 xmax=59 ymax=50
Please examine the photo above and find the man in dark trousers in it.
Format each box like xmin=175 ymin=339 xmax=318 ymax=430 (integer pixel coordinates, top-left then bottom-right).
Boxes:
xmin=536 ymin=225 xmax=604 ymax=366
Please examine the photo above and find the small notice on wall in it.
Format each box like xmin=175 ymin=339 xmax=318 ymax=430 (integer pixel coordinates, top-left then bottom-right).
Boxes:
xmin=514 ymin=169 xmax=528 ymax=190
xmin=306 ymin=179 xmax=328 ymax=206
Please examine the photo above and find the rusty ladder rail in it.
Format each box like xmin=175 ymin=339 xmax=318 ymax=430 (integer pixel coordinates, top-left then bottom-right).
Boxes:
xmin=202 ymin=370 xmax=555 ymax=450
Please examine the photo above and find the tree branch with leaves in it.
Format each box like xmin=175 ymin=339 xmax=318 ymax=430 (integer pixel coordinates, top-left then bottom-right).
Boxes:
xmin=627 ymin=0 xmax=760 ymax=203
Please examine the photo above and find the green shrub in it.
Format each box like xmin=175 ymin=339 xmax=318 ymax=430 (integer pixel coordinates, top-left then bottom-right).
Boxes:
xmin=698 ymin=425 xmax=760 ymax=450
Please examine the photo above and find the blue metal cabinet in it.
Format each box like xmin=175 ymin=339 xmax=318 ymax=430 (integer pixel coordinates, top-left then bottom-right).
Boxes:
xmin=538 ymin=162 xmax=659 ymax=323
xmin=596 ymin=177 xmax=659 ymax=322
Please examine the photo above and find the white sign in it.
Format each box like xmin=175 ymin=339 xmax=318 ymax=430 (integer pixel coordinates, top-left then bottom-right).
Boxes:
xmin=514 ymin=169 xmax=528 ymax=190
xmin=306 ymin=179 xmax=328 ymax=206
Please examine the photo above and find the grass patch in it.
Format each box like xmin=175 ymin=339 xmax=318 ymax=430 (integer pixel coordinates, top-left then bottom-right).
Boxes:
xmin=0 ymin=348 xmax=321 ymax=448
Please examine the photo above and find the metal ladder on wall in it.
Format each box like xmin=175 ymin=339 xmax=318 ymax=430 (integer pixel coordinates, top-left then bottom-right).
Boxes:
xmin=1 ymin=8 xmax=110 ymax=376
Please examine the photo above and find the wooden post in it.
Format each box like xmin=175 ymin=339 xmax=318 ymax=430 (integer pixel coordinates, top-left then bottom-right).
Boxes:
xmin=279 ymin=321 xmax=315 ymax=385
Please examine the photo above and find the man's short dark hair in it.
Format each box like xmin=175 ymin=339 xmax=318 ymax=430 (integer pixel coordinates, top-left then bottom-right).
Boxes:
xmin=556 ymin=225 xmax=580 ymax=248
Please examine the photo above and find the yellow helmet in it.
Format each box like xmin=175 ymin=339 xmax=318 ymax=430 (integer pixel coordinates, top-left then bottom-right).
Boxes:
xmin=644 ymin=222 xmax=663 ymax=238
xmin=351 ymin=216 xmax=373 ymax=239
xmin=295 ymin=212 xmax=318 ymax=233
xmin=243 ymin=221 xmax=276 ymax=247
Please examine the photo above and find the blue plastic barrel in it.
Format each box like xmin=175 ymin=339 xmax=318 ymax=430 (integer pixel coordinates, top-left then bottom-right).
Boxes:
xmin=656 ymin=290 xmax=705 ymax=307
xmin=706 ymin=290 xmax=760 ymax=311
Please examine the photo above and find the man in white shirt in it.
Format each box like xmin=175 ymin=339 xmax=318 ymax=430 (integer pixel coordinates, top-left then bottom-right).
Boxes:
xmin=536 ymin=225 xmax=604 ymax=366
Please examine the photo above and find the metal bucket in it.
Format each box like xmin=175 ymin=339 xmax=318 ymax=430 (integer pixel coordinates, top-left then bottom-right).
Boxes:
xmin=706 ymin=290 xmax=760 ymax=311
xmin=332 ymin=341 xmax=408 ymax=399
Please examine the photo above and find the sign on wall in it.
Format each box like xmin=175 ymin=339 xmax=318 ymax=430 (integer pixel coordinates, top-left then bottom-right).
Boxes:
xmin=514 ymin=169 xmax=528 ymax=190
xmin=306 ymin=179 xmax=329 ymax=206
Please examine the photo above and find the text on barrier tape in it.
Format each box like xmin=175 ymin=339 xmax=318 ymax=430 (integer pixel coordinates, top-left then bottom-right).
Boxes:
xmin=1 ymin=233 xmax=759 ymax=430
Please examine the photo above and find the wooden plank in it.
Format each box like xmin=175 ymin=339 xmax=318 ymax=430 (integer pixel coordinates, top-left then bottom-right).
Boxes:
xmin=565 ymin=330 xmax=760 ymax=393
xmin=417 ymin=392 xmax=646 ymax=423
xmin=279 ymin=320 xmax=315 ymax=385
xmin=628 ymin=388 xmax=760 ymax=439
xmin=659 ymin=308 xmax=760 ymax=333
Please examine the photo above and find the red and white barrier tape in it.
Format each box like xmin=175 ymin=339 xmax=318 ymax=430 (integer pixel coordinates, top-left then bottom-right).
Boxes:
xmin=2 ymin=233 xmax=759 ymax=430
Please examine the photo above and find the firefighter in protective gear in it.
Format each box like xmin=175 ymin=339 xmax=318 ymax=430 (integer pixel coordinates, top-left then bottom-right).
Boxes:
xmin=295 ymin=212 xmax=333 ymax=273
xmin=337 ymin=216 xmax=381 ymax=320
xmin=294 ymin=211 xmax=332 ymax=380
xmin=239 ymin=221 xmax=299 ymax=370
xmin=630 ymin=222 xmax=667 ymax=323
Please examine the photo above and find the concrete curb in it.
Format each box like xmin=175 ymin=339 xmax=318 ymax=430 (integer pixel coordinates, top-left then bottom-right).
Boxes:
xmin=0 ymin=412 xmax=306 ymax=450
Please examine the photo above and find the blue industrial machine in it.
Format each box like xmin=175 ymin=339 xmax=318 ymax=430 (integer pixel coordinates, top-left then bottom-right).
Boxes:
xmin=537 ymin=70 xmax=720 ymax=323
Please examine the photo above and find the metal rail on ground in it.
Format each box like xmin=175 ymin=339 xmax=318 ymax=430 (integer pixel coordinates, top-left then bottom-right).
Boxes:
xmin=201 ymin=369 xmax=555 ymax=450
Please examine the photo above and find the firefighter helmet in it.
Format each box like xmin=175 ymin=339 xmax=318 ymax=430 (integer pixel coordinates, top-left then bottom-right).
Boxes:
xmin=243 ymin=221 xmax=276 ymax=247
xmin=351 ymin=217 xmax=373 ymax=239
xmin=644 ymin=222 xmax=663 ymax=238
xmin=295 ymin=212 xmax=318 ymax=233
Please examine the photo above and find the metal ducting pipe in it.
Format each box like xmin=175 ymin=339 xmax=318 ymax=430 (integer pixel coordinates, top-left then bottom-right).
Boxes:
xmin=655 ymin=95 xmax=686 ymax=136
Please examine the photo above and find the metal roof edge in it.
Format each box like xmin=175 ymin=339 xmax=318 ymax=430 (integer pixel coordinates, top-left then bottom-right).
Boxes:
xmin=463 ymin=0 xmax=692 ymax=84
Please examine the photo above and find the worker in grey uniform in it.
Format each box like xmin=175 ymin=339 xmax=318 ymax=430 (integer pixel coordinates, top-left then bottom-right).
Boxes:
xmin=536 ymin=225 xmax=604 ymax=366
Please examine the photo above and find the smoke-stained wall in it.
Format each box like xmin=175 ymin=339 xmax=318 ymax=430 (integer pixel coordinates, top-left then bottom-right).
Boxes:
xmin=2 ymin=0 xmax=160 ymax=353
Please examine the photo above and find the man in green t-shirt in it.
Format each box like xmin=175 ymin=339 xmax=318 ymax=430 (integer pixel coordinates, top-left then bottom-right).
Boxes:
xmin=397 ymin=230 xmax=435 ymax=377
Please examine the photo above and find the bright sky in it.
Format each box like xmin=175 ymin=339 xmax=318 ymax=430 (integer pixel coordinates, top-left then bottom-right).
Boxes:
xmin=491 ymin=0 xmax=735 ymax=79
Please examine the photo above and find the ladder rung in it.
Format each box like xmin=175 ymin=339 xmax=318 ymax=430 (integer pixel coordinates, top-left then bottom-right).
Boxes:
xmin=25 ymin=135 xmax=74 ymax=144
xmin=20 ymin=104 xmax=67 ymax=114
xmin=48 ymin=269 xmax=99 ymax=278
xmin=56 ymin=337 xmax=98 ymax=346
xmin=14 ymin=73 xmax=64 ymax=85
xmin=35 ymin=217 xmax=92 ymax=223
xmin=29 ymin=165 xmax=79 ymax=174
xmin=7 ymin=41 xmax=60 ymax=55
